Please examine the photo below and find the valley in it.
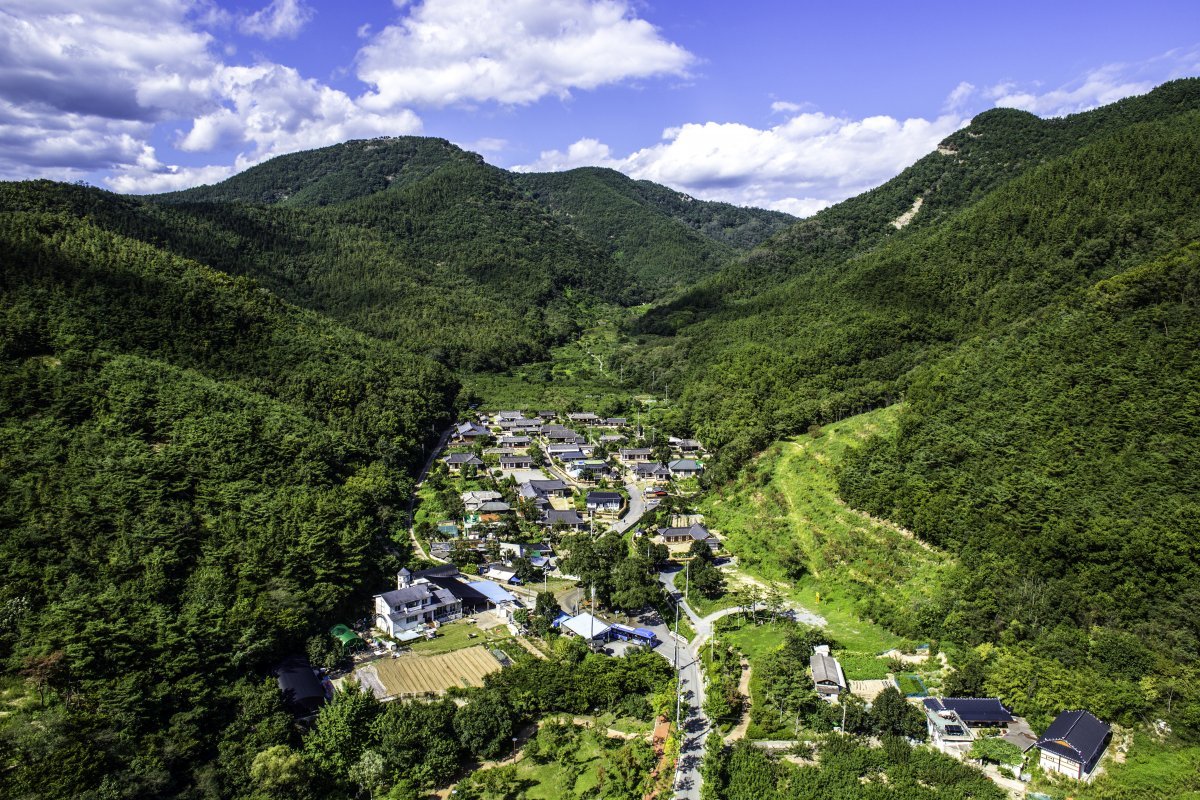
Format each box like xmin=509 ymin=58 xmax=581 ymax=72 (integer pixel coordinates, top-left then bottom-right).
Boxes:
xmin=1 ymin=79 xmax=1199 ymax=800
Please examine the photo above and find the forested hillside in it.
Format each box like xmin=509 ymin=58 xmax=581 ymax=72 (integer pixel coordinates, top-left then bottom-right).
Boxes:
xmin=515 ymin=167 xmax=793 ymax=289
xmin=621 ymin=79 xmax=1200 ymax=479
xmin=0 ymin=202 xmax=457 ymax=797
xmin=837 ymin=242 xmax=1200 ymax=707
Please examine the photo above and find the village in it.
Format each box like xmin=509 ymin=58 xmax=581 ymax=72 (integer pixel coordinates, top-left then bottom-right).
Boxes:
xmin=277 ymin=407 xmax=1120 ymax=799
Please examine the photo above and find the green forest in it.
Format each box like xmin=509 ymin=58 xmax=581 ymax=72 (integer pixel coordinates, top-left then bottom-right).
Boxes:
xmin=2 ymin=77 xmax=1200 ymax=799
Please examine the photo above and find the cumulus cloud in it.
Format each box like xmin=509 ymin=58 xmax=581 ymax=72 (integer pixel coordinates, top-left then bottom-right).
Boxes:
xmin=356 ymin=0 xmax=694 ymax=108
xmin=515 ymin=110 xmax=967 ymax=215
xmin=238 ymin=0 xmax=315 ymax=40
xmin=0 ymin=0 xmax=424 ymax=192
xmin=179 ymin=62 xmax=422 ymax=161
xmin=987 ymin=46 xmax=1200 ymax=117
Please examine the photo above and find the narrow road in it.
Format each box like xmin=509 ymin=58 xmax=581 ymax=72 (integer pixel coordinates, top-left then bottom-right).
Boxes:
xmin=408 ymin=424 xmax=454 ymax=562
xmin=653 ymin=565 xmax=829 ymax=799
xmin=612 ymin=472 xmax=646 ymax=534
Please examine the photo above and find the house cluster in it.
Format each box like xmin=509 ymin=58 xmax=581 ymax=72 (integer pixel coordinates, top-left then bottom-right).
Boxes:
xmin=448 ymin=408 xmax=707 ymax=485
xmin=372 ymin=565 xmax=521 ymax=641
xmin=807 ymin=645 xmax=1115 ymax=782
xmin=923 ymin=697 xmax=1112 ymax=781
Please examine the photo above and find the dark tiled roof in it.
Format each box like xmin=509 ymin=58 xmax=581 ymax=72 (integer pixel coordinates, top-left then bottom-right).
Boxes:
xmin=543 ymin=510 xmax=586 ymax=526
xmin=378 ymin=584 xmax=432 ymax=608
xmin=1036 ymin=710 xmax=1111 ymax=770
xmin=587 ymin=491 xmax=622 ymax=503
xmin=924 ymin=697 xmax=1014 ymax=724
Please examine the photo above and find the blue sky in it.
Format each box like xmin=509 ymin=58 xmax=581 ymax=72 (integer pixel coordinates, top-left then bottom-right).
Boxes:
xmin=2 ymin=0 xmax=1197 ymax=214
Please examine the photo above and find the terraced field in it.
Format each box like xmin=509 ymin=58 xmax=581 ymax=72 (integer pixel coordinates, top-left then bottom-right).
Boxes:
xmin=365 ymin=646 xmax=503 ymax=698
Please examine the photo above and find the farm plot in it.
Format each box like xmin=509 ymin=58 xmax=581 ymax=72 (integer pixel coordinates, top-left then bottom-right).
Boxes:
xmin=368 ymin=646 xmax=503 ymax=698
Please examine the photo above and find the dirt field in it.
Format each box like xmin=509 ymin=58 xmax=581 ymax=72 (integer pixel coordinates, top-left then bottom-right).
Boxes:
xmin=366 ymin=646 xmax=503 ymax=698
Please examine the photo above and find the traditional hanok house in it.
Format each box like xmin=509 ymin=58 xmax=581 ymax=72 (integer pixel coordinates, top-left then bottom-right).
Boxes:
xmin=634 ymin=462 xmax=672 ymax=483
xmin=619 ymin=447 xmax=653 ymax=464
xmin=374 ymin=568 xmax=464 ymax=636
xmin=657 ymin=522 xmax=718 ymax=551
xmin=675 ymin=438 xmax=703 ymax=454
xmin=468 ymin=501 xmax=512 ymax=527
xmin=554 ymin=449 xmax=587 ymax=465
xmin=598 ymin=433 xmax=625 ymax=445
xmin=586 ymin=491 xmax=623 ymax=515
xmin=518 ymin=482 xmax=551 ymax=515
xmin=569 ymin=460 xmax=612 ymax=485
xmin=595 ymin=417 xmax=626 ymax=428
xmin=810 ymin=644 xmax=847 ymax=702
xmin=495 ymin=410 xmax=525 ymax=423
xmin=454 ymin=421 xmax=491 ymax=442
xmin=1033 ymin=710 xmax=1112 ymax=780
xmin=500 ymin=454 xmax=533 ymax=470
xmin=668 ymin=458 xmax=704 ymax=478
xmin=444 ymin=452 xmax=485 ymax=473
xmin=462 ymin=490 xmax=503 ymax=513
xmin=535 ymin=411 xmax=558 ymax=423
xmin=541 ymin=509 xmax=588 ymax=531
xmin=498 ymin=435 xmax=532 ymax=448
xmin=567 ymin=412 xmax=601 ymax=425
xmin=542 ymin=426 xmax=582 ymax=442
xmin=924 ymin=698 xmax=1015 ymax=729
xmin=527 ymin=479 xmax=571 ymax=498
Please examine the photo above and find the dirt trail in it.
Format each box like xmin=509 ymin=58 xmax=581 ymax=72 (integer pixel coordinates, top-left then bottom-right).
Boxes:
xmin=723 ymin=659 xmax=752 ymax=743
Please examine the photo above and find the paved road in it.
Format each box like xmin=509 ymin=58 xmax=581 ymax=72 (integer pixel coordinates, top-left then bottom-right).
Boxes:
xmin=612 ymin=472 xmax=646 ymax=534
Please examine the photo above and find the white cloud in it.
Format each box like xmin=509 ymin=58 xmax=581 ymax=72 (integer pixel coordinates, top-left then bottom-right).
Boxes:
xmin=944 ymin=81 xmax=975 ymax=112
xmin=0 ymin=0 xmax=423 ymax=192
xmin=515 ymin=110 xmax=967 ymax=216
xmin=356 ymin=0 xmax=694 ymax=108
xmin=179 ymin=62 xmax=422 ymax=162
xmin=987 ymin=46 xmax=1200 ymax=117
xmin=770 ymin=100 xmax=805 ymax=114
xmin=238 ymin=0 xmax=315 ymax=41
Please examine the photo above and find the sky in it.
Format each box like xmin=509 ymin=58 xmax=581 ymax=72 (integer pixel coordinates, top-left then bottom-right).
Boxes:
xmin=2 ymin=0 xmax=1198 ymax=215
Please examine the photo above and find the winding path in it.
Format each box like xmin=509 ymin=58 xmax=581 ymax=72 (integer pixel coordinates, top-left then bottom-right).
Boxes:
xmin=407 ymin=424 xmax=454 ymax=562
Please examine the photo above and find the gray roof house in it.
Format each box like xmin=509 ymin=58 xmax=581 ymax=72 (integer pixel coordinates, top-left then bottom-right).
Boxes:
xmin=668 ymin=459 xmax=704 ymax=477
xmin=541 ymin=509 xmax=588 ymax=530
xmin=810 ymin=645 xmax=846 ymax=701
xmin=619 ymin=448 xmax=653 ymax=463
xmin=657 ymin=522 xmax=718 ymax=550
xmin=374 ymin=569 xmax=463 ymax=636
xmin=586 ymin=491 xmax=623 ymax=512
xmin=444 ymin=453 xmax=485 ymax=471
xmin=1034 ymin=710 xmax=1111 ymax=780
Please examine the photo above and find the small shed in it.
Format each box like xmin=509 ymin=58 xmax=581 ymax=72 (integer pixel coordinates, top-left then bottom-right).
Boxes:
xmin=275 ymin=656 xmax=327 ymax=716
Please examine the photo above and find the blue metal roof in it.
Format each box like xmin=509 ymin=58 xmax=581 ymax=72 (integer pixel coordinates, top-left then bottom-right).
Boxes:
xmin=467 ymin=580 xmax=517 ymax=604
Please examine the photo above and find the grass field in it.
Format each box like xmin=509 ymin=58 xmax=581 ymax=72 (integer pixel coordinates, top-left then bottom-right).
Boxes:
xmin=407 ymin=618 xmax=512 ymax=654
xmin=836 ymin=651 xmax=893 ymax=680
xmin=701 ymin=406 xmax=952 ymax=652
